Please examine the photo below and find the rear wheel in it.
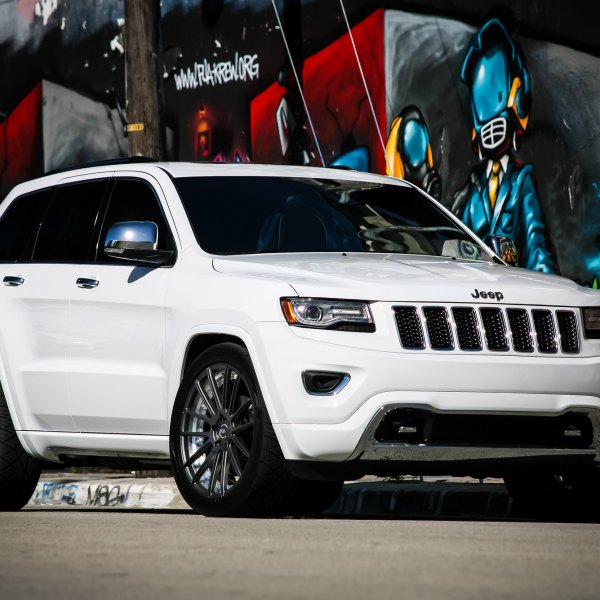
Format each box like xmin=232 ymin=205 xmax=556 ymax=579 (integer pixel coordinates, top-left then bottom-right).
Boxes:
xmin=504 ymin=472 xmax=600 ymax=521
xmin=0 ymin=384 xmax=40 ymax=511
xmin=171 ymin=343 xmax=321 ymax=516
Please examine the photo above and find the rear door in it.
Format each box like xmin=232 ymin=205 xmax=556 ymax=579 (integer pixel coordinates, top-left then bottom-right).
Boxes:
xmin=0 ymin=179 xmax=109 ymax=431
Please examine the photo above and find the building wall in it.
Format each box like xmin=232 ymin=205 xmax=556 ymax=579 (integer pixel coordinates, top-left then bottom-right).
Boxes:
xmin=1 ymin=0 xmax=599 ymax=284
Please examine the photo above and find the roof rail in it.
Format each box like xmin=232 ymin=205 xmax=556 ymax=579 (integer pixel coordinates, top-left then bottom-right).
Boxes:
xmin=45 ymin=156 xmax=157 ymax=176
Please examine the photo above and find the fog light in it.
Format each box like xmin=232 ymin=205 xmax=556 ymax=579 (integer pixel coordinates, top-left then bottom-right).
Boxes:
xmin=302 ymin=371 xmax=350 ymax=395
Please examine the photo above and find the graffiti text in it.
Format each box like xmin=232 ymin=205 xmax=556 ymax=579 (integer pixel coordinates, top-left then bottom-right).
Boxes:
xmin=174 ymin=53 xmax=259 ymax=90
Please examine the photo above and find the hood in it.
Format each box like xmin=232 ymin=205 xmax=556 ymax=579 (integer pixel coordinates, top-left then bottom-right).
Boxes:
xmin=213 ymin=253 xmax=597 ymax=307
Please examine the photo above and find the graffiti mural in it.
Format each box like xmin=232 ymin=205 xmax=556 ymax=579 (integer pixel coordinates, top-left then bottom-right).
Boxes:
xmin=384 ymin=8 xmax=600 ymax=286
xmin=451 ymin=19 xmax=557 ymax=274
xmin=385 ymin=105 xmax=441 ymax=200
xmin=2 ymin=1 xmax=600 ymax=287
xmin=0 ymin=0 xmax=127 ymax=197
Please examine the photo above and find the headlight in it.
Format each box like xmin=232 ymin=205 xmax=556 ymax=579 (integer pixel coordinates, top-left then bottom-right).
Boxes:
xmin=583 ymin=307 xmax=600 ymax=339
xmin=280 ymin=298 xmax=375 ymax=332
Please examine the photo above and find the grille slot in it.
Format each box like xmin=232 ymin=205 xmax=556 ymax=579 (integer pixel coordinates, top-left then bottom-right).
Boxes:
xmin=506 ymin=308 xmax=534 ymax=352
xmin=394 ymin=306 xmax=425 ymax=349
xmin=557 ymin=311 xmax=580 ymax=354
xmin=532 ymin=310 xmax=558 ymax=353
xmin=479 ymin=308 xmax=509 ymax=351
xmin=422 ymin=307 xmax=453 ymax=350
xmin=452 ymin=307 xmax=482 ymax=350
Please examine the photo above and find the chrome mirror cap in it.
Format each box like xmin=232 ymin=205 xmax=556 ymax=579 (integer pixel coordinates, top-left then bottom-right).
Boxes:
xmin=104 ymin=221 xmax=158 ymax=252
xmin=484 ymin=234 xmax=518 ymax=267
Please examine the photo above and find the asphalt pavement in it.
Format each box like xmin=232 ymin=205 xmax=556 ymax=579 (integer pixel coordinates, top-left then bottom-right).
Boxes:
xmin=2 ymin=510 xmax=600 ymax=600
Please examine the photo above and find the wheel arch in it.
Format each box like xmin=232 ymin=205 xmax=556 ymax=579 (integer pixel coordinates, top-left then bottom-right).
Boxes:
xmin=169 ymin=325 xmax=284 ymax=426
xmin=181 ymin=333 xmax=248 ymax=381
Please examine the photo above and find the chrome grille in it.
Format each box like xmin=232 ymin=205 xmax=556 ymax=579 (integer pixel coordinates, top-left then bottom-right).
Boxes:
xmin=393 ymin=305 xmax=581 ymax=355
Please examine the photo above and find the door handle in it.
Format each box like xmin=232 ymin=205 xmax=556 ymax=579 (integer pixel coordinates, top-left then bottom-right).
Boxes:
xmin=3 ymin=276 xmax=24 ymax=287
xmin=76 ymin=278 xmax=99 ymax=289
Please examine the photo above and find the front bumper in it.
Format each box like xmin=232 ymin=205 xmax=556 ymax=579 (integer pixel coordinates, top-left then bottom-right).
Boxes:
xmin=286 ymin=404 xmax=600 ymax=480
xmin=251 ymin=320 xmax=600 ymax=465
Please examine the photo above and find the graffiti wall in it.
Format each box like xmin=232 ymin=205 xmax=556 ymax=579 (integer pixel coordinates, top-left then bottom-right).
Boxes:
xmin=0 ymin=0 xmax=127 ymax=196
xmin=2 ymin=0 xmax=600 ymax=286
xmin=383 ymin=9 xmax=600 ymax=285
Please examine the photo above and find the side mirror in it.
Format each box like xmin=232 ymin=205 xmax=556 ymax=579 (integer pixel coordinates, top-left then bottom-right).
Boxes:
xmin=104 ymin=221 xmax=173 ymax=265
xmin=484 ymin=234 xmax=518 ymax=267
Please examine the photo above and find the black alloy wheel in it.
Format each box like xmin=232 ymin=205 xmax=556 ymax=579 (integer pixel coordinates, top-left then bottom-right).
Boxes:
xmin=171 ymin=343 xmax=294 ymax=516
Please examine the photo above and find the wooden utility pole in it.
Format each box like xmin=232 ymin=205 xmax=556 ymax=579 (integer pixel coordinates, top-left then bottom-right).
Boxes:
xmin=123 ymin=0 xmax=164 ymax=159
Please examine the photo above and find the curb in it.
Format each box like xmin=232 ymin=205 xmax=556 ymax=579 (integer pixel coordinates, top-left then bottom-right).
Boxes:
xmin=29 ymin=476 xmax=189 ymax=510
xmin=28 ymin=474 xmax=519 ymax=518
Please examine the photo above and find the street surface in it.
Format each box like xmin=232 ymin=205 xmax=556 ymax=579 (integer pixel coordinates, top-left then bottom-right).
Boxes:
xmin=1 ymin=509 xmax=600 ymax=600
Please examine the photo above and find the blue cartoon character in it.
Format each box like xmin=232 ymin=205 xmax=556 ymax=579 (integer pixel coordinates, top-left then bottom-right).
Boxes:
xmin=452 ymin=19 xmax=557 ymax=273
xmin=385 ymin=105 xmax=441 ymax=201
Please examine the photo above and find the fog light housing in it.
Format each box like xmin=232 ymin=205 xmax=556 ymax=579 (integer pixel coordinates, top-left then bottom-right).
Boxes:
xmin=302 ymin=371 xmax=350 ymax=395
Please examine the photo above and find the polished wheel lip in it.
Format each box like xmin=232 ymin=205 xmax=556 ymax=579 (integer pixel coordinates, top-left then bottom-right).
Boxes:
xmin=178 ymin=362 xmax=255 ymax=500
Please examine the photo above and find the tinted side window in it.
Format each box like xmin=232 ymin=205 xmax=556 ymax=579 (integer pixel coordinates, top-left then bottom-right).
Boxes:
xmin=0 ymin=189 xmax=54 ymax=262
xmin=98 ymin=179 xmax=175 ymax=263
xmin=33 ymin=180 xmax=108 ymax=263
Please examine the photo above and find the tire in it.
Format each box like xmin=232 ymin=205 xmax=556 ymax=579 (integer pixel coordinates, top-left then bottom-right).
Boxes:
xmin=504 ymin=472 xmax=600 ymax=521
xmin=170 ymin=343 xmax=299 ymax=516
xmin=0 ymin=383 xmax=41 ymax=511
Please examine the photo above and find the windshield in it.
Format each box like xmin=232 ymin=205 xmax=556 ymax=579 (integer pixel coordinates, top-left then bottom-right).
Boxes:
xmin=174 ymin=176 xmax=492 ymax=261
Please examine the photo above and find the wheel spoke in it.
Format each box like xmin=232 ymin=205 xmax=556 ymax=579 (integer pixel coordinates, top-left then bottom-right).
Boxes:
xmin=183 ymin=408 xmax=217 ymax=426
xmin=227 ymin=443 xmax=243 ymax=477
xmin=232 ymin=397 xmax=252 ymax=422
xmin=180 ymin=430 xmax=211 ymax=438
xmin=184 ymin=440 xmax=212 ymax=469
xmin=220 ymin=448 xmax=230 ymax=494
xmin=191 ymin=447 xmax=217 ymax=485
xmin=231 ymin=421 xmax=253 ymax=435
xmin=207 ymin=367 xmax=223 ymax=412
xmin=195 ymin=379 xmax=218 ymax=416
xmin=222 ymin=365 xmax=231 ymax=413
xmin=208 ymin=448 xmax=222 ymax=498
xmin=231 ymin=435 xmax=250 ymax=458
xmin=228 ymin=373 xmax=240 ymax=414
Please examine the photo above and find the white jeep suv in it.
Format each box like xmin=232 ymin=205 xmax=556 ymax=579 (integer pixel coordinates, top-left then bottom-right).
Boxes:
xmin=1 ymin=160 xmax=600 ymax=517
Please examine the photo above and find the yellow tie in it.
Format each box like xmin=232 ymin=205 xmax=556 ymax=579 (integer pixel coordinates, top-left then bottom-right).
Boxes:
xmin=489 ymin=161 xmax=500 ymax=209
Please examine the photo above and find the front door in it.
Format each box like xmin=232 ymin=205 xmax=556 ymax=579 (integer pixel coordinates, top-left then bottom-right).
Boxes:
xmin=68 ymin=175 xmax=177 ymax=435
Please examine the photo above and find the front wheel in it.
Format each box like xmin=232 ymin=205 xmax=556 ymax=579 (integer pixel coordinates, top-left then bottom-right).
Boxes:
xmin=170 ymin=343 xmax=298 ymax=516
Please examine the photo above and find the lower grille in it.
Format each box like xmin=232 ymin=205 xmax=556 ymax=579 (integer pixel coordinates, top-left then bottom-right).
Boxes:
xmin=375 ymin=409 xmax=593 ymax=449
xmin=393 ymin=305 xmax=580 ymax=355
